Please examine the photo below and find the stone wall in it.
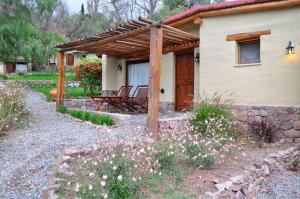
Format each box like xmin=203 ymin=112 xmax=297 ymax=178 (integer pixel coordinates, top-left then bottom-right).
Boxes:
xmin=0 ymin=80 xmax=79 ymax=87
xmin=206 ymin=145 xmax=300 ymax=199
xmin=232 ymin=105 xmax=300 ymax=142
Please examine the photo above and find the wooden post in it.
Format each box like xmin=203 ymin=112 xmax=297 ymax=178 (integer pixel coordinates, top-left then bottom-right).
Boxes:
xmin=148 ymin=26 xmax=163 ymax=139
xmin=56 ymin=51 xmax=65 ymax=108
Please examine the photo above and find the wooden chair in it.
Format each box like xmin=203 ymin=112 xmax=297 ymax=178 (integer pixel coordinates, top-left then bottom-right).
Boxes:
xmin=91 ymin=85 xmax=133 ymax=111
xmin=122 ymin=85 xmax=148 ymax=113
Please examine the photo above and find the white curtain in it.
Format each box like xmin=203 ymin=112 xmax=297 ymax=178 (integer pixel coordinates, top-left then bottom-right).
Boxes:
xmin=128 ymin=62 xmax=149 ymax=96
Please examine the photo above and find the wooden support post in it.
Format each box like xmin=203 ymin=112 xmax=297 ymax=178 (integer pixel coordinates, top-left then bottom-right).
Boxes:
xmin=148 ymin=26 xmax=163 ymax=139
xmin=56 ymin=51 xmax=65 ymax=108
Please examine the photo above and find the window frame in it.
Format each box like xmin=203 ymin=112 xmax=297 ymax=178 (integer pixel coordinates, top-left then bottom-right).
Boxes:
xmin=237 ymin=39 xmax=261 ymax=65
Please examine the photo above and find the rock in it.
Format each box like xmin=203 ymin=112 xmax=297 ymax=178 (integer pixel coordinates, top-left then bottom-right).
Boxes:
xmin=230 ymin=175 xmax=244 ymax=184
xmin=230 ymin=184 xmax=242 ymax=192
xmin=260 ymin=110 xmax=268 ymax=117
xmin=268 ymin=153 xmax=278 ymax=158
xmin=253 ymin=160 xmax=263 ymax=169
xmin=44 ymin=183 xmax=61 ymax=191
xmin=235 ymin=191 xmax=245 ymax=199
xmin=63 ymin=155 xmax=71 ymax=163
xmin=243 ymin=171 xmax=250 ymax=181
xmin=215 ymin=181 xmax=233 ymax=191
xmin=294 ymin=121 xmax=300 ymax=130
xmin=284 ymin=129 xmax=300 ymax=138
xmin=278 ymin=112 xmax=290 ymax=122
xmin=212 ymin=179 xmax=219 ymax=184
xmin=263 ymin=158 xmax=275 ymax=167
xmin=261 ymin=165 xmax=270 ymax=176
xmin=65 ymin=148 xmax=92 ymax=157
xmin=218 ymin=190 xmax=235 ymax=199
xmin=278 ymin=121 xmax=293 ymax=131
xmin=58 ymin=163 xmax=73 ymax=177
xmin=247 ymin=183 xmax=255 ymax=193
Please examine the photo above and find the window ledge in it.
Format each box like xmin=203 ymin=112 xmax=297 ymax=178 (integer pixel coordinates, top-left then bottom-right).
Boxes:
xmin=234 ymin=63 xmax=261 ymax=67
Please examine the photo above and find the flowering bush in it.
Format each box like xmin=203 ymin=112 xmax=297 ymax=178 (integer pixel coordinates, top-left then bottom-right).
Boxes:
xmin=190 ymin=104 xmax=236 ymax=138
xmin=0 ymin=82 xmax=27 ymax=134
xmin=74 ymin=58 xmax=101 ymax=95
xmin=185 ymin=143 xmax=215 ymax=168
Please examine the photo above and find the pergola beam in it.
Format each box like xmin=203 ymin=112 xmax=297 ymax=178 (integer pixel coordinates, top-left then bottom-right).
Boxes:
xmin=148 ymin=26 xmax=163 ymax=138
xmin=56 ymin=51 xmax=65 ymax=108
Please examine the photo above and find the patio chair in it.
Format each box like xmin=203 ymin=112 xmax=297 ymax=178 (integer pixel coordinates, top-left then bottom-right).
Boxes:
xmin=91 ymin=85 xmax=133 ymax=111
xmin=122 ymin=85 xmax=148 ymax=113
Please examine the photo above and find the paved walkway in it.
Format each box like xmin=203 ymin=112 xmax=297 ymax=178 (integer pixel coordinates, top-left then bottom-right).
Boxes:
xmin=0 ymin=90 xmax=146 ymax=199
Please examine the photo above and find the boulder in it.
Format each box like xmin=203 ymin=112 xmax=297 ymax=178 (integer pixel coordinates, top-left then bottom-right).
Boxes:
xmin=235 ymin=191 xmax=245 ymax=199
xmin=294 ymin=121 xmax=300 ymax=130
xmin=230 ymin=175 xmax=244 ymax=184
xmin=284 ymin=129 xmax=300 ymax=138
xmin=278 ymin=121 xmax=293 ymax=131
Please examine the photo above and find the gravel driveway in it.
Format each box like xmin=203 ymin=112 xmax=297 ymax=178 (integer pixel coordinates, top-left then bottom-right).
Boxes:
xmin=0 ymin=90 xmax=146 ymax=199
xmin=257 ymin=170 xmax=300 ymax=199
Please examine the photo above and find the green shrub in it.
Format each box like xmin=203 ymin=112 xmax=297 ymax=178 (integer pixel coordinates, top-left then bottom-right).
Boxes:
xmin=153 ymin=141 xmax=177 ymax=170
xmin=190 ymin=104 xmax=236 ymax=138
xmin=0 ymin=82 xmax=28 ymax=134
xmin=87 ymin=148 xmax=141 ymax=199
xmin=57 ymin=105 xmax=67 ymax=114
xmin=0 ymin=73 xmax=8 ymax=80
xmin=69 ymin=110 xmax=114 ymax=126
xmin=16 ymin=71 xmax=25 ymax=76
xmin=185 ymin=144 xmax=215 ymax=168
xmin=70 ymin=110 xmax=83 ymax=119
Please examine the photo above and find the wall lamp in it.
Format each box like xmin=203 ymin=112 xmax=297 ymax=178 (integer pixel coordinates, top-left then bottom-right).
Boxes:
xmin=286 ymin=41 xmax=295 ymax=55
xmin=117 ymin=63 xmax=122 ymax=71
xmin=194 ymin=52 xmax=200 ymax=63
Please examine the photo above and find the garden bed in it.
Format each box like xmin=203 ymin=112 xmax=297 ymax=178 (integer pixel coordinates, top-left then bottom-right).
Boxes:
xmin=58 ymin=106 xmax=114 ymax=126
xmin=48 ymin=138 xmax=294 ymax=199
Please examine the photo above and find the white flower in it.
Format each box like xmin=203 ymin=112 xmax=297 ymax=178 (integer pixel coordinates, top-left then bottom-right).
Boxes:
xmin=100 ymin=181 xmax=106 ymax=187
xmin=89 ymin=172 xmax=95 ymax=177
xmin=112 ymin=166 xmax=117 ymax=170
xmin=88 ymin=184 xmax=93 ymax=190
xmin=102 ymin=175 xmax=108 ymax=180
xmin=75 ymin=183 xmax=80 ymax=192
xmin=102 ymin=193 xmax=108 ymax=199
xmin=132 ymin=177 xmax=136 ymax=182
xmin=117 ymin=175 xmax=123 ymax=181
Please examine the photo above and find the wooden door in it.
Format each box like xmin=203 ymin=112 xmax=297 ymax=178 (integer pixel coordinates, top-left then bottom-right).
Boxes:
xmin=66 ymin=54 xmax=74 ymax=66
xmin=175 ymin=54 xmax=194 ymax=111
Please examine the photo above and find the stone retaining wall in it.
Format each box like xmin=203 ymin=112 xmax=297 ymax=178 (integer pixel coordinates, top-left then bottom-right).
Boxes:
xmin=232 ymin=105 xmax=300 ymax=142
xmin=0 ymin=80 xmax=79 ymax=87
xmin=206 ymin=145 xmax=300 ymax=199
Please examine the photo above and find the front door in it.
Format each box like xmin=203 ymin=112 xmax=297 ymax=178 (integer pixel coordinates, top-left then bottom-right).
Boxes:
xmin=175 ymin=53 xmax=194 ymax=111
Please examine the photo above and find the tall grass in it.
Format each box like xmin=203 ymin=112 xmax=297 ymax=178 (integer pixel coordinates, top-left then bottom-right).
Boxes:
xmin=0 ymin=82 xmax=28 ymax=134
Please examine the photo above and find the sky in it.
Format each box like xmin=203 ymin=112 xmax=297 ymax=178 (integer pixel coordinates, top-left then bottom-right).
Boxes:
xmin=66 ymin=0 xmax=87 ymax=14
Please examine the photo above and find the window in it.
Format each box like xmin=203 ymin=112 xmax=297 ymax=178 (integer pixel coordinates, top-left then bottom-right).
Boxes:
xmin=238 ymin=40 xmax=260 ymax=64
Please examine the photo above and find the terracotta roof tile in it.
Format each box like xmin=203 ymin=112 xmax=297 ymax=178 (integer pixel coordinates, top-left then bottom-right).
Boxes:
xmin=163 ymin=0 xmax=280 ymax=24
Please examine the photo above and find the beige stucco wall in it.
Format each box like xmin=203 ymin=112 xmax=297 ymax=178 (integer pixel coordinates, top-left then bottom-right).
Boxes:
xmin=160 ymin=52 xmax=175 ymax=103
xmin=0 ymin=62 xmax=6 ymax=73
xmin=102 ymin=53 xmax=176 ymax=103
xmin=199 ymin=7 xmax=300 ymax=106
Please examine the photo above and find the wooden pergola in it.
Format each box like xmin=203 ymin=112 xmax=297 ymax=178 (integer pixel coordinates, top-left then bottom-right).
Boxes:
xmin=56 ymin=17 xmax=199 ymax=138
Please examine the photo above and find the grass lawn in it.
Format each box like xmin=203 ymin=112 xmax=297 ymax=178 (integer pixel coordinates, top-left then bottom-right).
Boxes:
xmin=32 ymin=86 xmax=100 ymax=101
xmin=8 ymin=71 xmax=75 ymax=81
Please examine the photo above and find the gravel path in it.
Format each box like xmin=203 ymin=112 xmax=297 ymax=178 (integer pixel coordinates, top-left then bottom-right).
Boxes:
xmin=256 ymin=170 xmax=300 ymax=199
xmin=0 ymin=90 xmax=146 ymax=199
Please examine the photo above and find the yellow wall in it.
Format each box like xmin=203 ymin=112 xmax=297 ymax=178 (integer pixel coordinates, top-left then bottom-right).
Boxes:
xmin=199 ymin=7 xmax=300 ymax=106
xmin=102 ymin=53 xmax=176 ymax=102
xmin=161 ymin=52 xmax=176 ymax=103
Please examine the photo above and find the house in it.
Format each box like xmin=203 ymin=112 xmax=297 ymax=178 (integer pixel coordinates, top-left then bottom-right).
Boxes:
xmin=50 ymin=51 xmax=99 ymax=69
xmin=56 ymin=0 xmax=300 ymax=135
xmin=0 ymin=58 xmax=31 ymax=74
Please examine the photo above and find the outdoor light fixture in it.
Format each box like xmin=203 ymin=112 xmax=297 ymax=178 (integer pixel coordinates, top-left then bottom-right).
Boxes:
xmin=286 ymin=41 xmax=295 ymax=55
xmin=117 ymin=63 xmax=122 ymax=71
xmin=194 ymin=52 xmax=200 ymax=63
